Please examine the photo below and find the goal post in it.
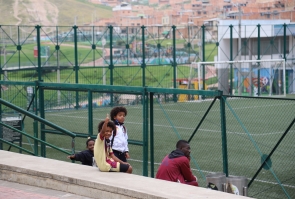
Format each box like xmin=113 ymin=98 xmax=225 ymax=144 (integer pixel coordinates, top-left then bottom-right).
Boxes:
xmin=189 ymin=59 xmax=286 ymax=97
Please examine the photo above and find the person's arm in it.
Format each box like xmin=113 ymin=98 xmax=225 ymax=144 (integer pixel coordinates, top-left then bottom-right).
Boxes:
xmin=67 ymin=154 xmax=76 ymax=160
xmin=179 ymin=157 xmax=197 ymax=182
xmin=124 ymin=127 xmax=130 ymax=159
xmin=110 ymin=153 xmax=130 ymax=165
xmin=100 ymin=114 xmax=110 ymax=137
xmin=67 ymin=151 xmax=84 ymax=162
xmin=125 ymin=152 xmax=130 ymax=159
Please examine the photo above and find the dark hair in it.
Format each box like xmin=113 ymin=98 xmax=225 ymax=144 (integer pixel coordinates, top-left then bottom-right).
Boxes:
xmin=98 ymin=120 xmax=117 ymax=146
xmin=98 ymin=120 xmax=116 ymax=133
xmin=110 ymin=106 xmax=127 ymax=121
xmin=176 ymin=140 xmax=189 ymax=149
xmin=86 ymin=137 xmax=95 ymax=146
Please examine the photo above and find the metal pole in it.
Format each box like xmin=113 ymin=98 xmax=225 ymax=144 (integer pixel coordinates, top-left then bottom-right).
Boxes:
xmin=56 ymin=26 xmax=61 ymax=106
xmin=73 ymin=25 xmax=79 ymax=109
xmin=202 ymin=25 xmax=205 ymax=99
xmin=109 ymin=26 xmax=114 ymax=105
xmin=36 ymin=25 xmax=46 ymax=157
xmin=172 ymin=25 xmax=177 ymax=102
xmin=141 ymin=25 xmax=146 ymax=87
xmin=149 ymin=92 xmax=154 ymax=177
xmin=220 ymin=95 xmax=228 ymax=176
xmin=257 ymin=24 xmax=261 ymax=96
xmin=142 ymin=88 xmax=148 ymax=176
xmin=230 ymin=25 xmax=233 ymax=95
xmin=238 ymin=4 xmax=242 ymax=95
xmin=88 ymin=91 xmax=93 ymax=137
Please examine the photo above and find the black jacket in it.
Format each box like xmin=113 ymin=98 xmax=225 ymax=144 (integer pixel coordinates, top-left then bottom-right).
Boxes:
xmin=71 ymin=150 xmax=94 ymax=166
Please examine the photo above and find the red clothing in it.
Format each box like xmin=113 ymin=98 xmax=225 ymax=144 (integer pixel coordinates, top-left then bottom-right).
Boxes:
xmin=156 ymin=155 xmax=198 ymax=186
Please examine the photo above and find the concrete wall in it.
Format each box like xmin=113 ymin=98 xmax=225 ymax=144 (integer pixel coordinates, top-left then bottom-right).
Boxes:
xmin=0 ymin=150 xmax=253 ymax=199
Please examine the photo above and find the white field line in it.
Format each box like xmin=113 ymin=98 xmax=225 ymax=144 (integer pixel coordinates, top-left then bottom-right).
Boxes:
xmin=42 ymin=112 xmax=290 ymax=136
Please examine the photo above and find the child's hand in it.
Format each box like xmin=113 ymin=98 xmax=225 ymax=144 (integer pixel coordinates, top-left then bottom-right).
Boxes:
xmin=67 ymin=154 xmax=75 ymax=159
xmin=125 ymin=152 xmax=130 ymax=159
xmin=106 ymin=113 xmax=110 ymax=121
xmin=122 ymin=162 xmax=130 ymax=166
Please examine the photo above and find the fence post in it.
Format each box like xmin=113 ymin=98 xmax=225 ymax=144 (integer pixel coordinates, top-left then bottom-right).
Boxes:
xmin=230 ymin=25 xmax=233 ymax=95
xmin=172 ymin=25 xmax=177 ymax=102
xmin=88 ymin=91 xmax=93 ymax=137
xmin=220 ymin=95 xmax=228 ymax=176
xmin=73 ymin=25 xmax=79 ymax=109
xmin=36 ymin=25 xmax=46 ymax=157
xmin=142 ymin=87 xmax=148 ymax=176
xmin=283 ymin=23 xmax=287 ymax=61
xmin=149 ymin=92 xmax=154 ymax=177
xmin=109 ymin=25 xmax=114 ymax=105
xmin=0 ymin=79 xmax=2 ymax=150
xmin=201 ymin=25 xmax=206 ymax=99
xmin=33 ymin=120 xmax=38 ymax=156
xmin=257 ymin=24 xmax=261 ymax=96
xmin=141 ymin=25 xmax=146 ymax=87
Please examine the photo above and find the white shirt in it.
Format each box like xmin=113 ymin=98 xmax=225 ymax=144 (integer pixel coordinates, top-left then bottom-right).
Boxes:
xmin=111 ymin=124 xmax=129 ymax=153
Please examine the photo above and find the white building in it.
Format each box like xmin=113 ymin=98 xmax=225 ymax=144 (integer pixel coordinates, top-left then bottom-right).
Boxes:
xmin=216 ymin=20 xmax=295 ymax=95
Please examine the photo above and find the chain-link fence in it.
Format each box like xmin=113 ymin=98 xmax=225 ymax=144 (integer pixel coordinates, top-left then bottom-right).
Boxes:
xmin=1 ymin=24 xmax=295 ymax=199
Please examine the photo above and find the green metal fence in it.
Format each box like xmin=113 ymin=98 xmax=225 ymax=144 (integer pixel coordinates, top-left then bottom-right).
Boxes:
xmin=0 ymin=24 xmax=295 ymax=199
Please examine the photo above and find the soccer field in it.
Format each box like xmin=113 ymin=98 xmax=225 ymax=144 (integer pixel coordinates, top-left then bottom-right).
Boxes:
xmin=5 ymin=96 xmax=295 ymax=199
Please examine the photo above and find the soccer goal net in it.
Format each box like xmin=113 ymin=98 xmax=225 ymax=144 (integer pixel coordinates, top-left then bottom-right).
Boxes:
xmin=189 ymin=59 xmax=286 ymax=97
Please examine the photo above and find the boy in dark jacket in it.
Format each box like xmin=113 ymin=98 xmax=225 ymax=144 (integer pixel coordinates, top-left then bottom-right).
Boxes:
xmin=67 ymin=138 xmax=95 ymax=166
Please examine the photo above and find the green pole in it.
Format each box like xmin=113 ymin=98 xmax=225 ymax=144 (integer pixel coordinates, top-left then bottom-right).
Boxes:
xmin=109 ymin=25 xmax=114 ymax=105
xmin=18 ymin=26 xmax=20 ymax=70
xmin=141 ymin=25 xmax=146 ymax=87
xmin=283 ymin=23 xmax=287 ymax=61
xmin=0 ymin=73 xmax=2 ymax=150
xmin=126 ymin=27 xmax=129 ymax=66
xmin=149 ymin=92 xmax=154 ymax=177
xmin=220 ymin=95 xmax=228 ymax=176
xmin=283 ymin=24 xmax=287 ymax=94
xmin=230 ymin=25 xmax=233 ymax=95
xmin=36 ymin=25 xmax=46 ymax=157
xmin=257 ymin=24 xmax=261 ymax=96
xmin=33 ymin=120 xmax=38 ymax=156
xmin=88 ymin=91 xmax=93 ymax=137
xmin=73 ymin=25 xmax=79 ymax=109
xmin=0 ymin=40 xmax=2 ymax=149
xmin=39 ymin=86 xmax=45 ymax=157
xmin=172 ymin=25 xmax=177 ymax=102
xmin=142 ymin=88 xmax=148 ymax=176
xmin=202 ymin=25 xmax=206 ymax=99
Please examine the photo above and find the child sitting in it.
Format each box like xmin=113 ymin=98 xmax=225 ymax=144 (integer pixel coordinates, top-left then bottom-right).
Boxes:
xmin=94 ymin=114 xmax=132 ymax=173
xmin=67 ymin=138 xmax=95 ymax=166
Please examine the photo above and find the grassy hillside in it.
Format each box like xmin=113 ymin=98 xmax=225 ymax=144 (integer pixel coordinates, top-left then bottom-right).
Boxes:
xmin=51 ymin=0 xmax=112 ymax=26
xmin=0 ymin=0 xmax=112 ymax=26
xmin=0 ymin=1 xmax=19 ymax=25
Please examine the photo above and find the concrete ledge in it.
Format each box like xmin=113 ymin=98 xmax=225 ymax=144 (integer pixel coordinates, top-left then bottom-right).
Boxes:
xmin=0 ymin=150 xmax=251 ymax=199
